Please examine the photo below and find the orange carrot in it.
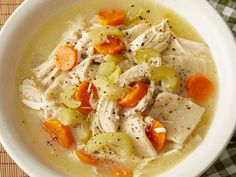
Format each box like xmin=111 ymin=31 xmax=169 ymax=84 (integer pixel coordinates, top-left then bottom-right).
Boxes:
xmin=74 ymin=80 xmax=98 ymax=115
xmin=146 ymin=119 xmax=166 ymax=152
xmin=54 ymin=45 xmax=78 ymax=71
xmin=186 ymin=74 xmax=214 ymax=103
xmin=42 ymin=119 xmax=74 ymax=148
xmin=118 ymin=82 xmax=148 ymax=107
xmin=111 ymin=166 xmax=133 ymax=177
xmin=94 ymin=36 xmax=125 ymax=55
xmin=75 ymin=150 xmax=99 ymax=165
xmin=98 ymin=9 xmax=126 ymax=26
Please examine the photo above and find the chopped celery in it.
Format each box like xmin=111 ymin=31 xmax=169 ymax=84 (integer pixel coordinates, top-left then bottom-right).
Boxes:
xmin=93 ymin=79 xmax=128 ymax=100
xmin=60 ymin=86 xmax=81 ymax=109
xmin=105 ymin=55 xmax=125 ymax=64
xmin=125 ymin=10 xmax=147 ymax=26
xmin=151 ymin=66 xmax=180 ymax=92
xmin=135 ymin=48 xmax=161 ymax=64
xmin=108 ymin=67 xmax=122 ymax=84
xmin=89 ymin=26 xmax=124 ymax=44
xmin=96 ymin=62 xmax=116 ymax=80
xmin=57 ymin=108 xmax=90 ymax=142
xmin=85 ymin=132 xmax=134 ymax=158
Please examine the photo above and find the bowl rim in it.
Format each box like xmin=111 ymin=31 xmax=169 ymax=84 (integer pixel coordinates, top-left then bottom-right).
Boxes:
xmin=0 ymin=0 xmax=236 ymax=177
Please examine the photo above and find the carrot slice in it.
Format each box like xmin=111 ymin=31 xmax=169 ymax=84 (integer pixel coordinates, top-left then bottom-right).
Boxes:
xmin=42 ymin=119 xmax=74 ymax=148
xmin=75 ymin=150 xmax=99 ymax=165
xmin=146 ymin=119 xmax=166 ymax=152
xmin=98 ymin=9 xmax=126 ymax=26
xmin=118 ymin=81 xmax=148 ymax=107
xmin=186 ymin=74 xmax=214 ymax=103
xmin=74 ymin=80 xmax=98 ymax=115
xmin=55 ymin=45 xmax=77 ymax=71
xmin=111 ymin=166 xmax=133 ymax=177
xmin=94 ymin=36 xmax=125 ymax=55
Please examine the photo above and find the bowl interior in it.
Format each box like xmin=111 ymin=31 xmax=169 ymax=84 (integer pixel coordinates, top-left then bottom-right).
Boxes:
xmin=0 ymin=0 xmax=236 ymax=177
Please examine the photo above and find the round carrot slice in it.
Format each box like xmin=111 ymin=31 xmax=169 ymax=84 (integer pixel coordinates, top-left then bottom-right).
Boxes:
xmin=55 ymin=45 xmax=78 ymax=71
xmin=186 ymin=74 xmax=214 ymax=103
xmin=42 ymin=119 xmax=74 ymax=148
xmin=94 ymin=36 xmax=125 ymax=55
xmin=74 ymin=150 xmax=99 ymax=165
xmin=118 ymin=81 xmax=148 ymax=107
xmin=146 ymin=119 xmax=166 ymax=152
xmin=74 ymin=80 xmax=98 ymax=115
xmin=98 ymin=9 xmax=126 ymax=26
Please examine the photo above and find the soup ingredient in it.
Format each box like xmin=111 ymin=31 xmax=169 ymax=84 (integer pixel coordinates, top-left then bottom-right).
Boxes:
xmin=118 ymin=81 xmax=148 ymax=107
xmin=60 ymin=86 xmax=81 ymax=109
xmin=75 ymin=150 xmax=99 ymax=165
xmin=89 ymin=26 xmax=124 ymax=44
xmin=111 ymin=166 xmax=133 ymax=177
xmin=105 ymin=55 xmax=125 ymax=64
xmin=54 ymin=45 xmax=77 ymax=71
xmin=42 ymin=119 xmax=74 ymax=148
xmin=135 ymin=48 xmax=160 ymax=64
xmin=96 ymin=62 xmax=116 ymax=80
xmin=186 ymin=74 xmax=214 ymax=103
xmin=146 ymin=119 xmax=166 ymax=152
xmin=75 ymin=80 xmax=98 ymax=115
xmin=151 ymin=66 xmax=179 ymax=92
xmin=94 ymin=36 xmax=125 ymax=55
xmin=85 ymin=132 xmax=134 ymax=158
xmin=98 ymin=9 xmax=126 ymax=26
xmin=108 ymin=67 xmax=122 ymax=84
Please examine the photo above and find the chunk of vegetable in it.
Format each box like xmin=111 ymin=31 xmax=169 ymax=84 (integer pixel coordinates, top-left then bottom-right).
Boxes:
xmin=60 ymin=86 xmax=81 ymax=109
xmin=146 ymin=119 xmax=166 ymax=152
xmin=96 ymin=62 xmax=116 ymax=80
xmin=135 ymin=48 xmax=160 ymax=64
xmin=54 ymin=45 xmax=77 ymax=71
xmin=42 ymin=119 xmax=74 ymax=148
xmin=94 ymin=36 xmax=125 ymax=55
xmin=151 ymin=67 xmax=179 ymax=92
xmin=89 ymin=26 xmax=124 ymax=44
xmin=118 ymin=81 xmax=148 ymax=107
xmin=85 ymin=132 xmax=134 ymax=158
xmin=108 ymin=67 xmax=122 ymax=84
xmin=105 ymin=55 xmax=125 ymax=64
xmin=186 ymin=74 xmax=214 ymax=103
xmin=93 ymin=79 xmax=128 ymax=100
xmin=98 ymin=9 xmax=126 ymax=26
xmin=124 ymin=10 xmax=147 ymax=26
xmin=57 ymin=108 xmax=90 ymax=142
xmin=75 ymin=80 xmax=98 ymax=115
xmin=74 ymin=150 xmax=99 ymax=165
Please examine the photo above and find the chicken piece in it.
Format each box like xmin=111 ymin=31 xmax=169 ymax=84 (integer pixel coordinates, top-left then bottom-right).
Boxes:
xmin=123 ymin=23 xmax=148 ymax=42
xmin=123 ymin=81 xmax=156 ymax=116
xmin=69 ymin=57 xmax=93 ymax=84
xmin=119 ymin=63 xmax=150 ymax=87
xmin=129 ymin=20 xmax=171 ymax=53
xmin=91 ymin=98 xmax=120 ymax=136
xmin=33 ymin=57 xmax=55 ymax=79
xmin=121 ymin=114 xmax=157 ymax=158
xmin=161 ymin=55 xmax=206 ymax=96
xmin=148 ymin=92 xmax=205 ymax=144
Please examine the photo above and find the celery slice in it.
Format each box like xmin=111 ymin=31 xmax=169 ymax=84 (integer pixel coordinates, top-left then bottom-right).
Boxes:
xmin=60 ymin=86 xmax=81 ymax=109
xmin=135 ymin=48 xmax=161 ymax=64
xmin=105 ymin=55 xmax=125 ymax=64
xmin=96 ymin=62 xmax=116 ymax=81
xmin=151 ymin=66 xmax=180 ymax=92
xmin=108 ymin=67 xmax=122 ymax=84
xmin=89 ymin=26 xmax=124 ymax=44
xmin=85 ymin=132 xmax=134 ymax=158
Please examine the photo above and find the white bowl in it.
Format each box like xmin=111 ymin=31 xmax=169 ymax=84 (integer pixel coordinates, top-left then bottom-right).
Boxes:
xmin=0 ymin=0 xmax=236 ymax=177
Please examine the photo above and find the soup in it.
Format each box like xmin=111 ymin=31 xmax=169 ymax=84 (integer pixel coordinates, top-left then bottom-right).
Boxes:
xmin=16 ymin=0 xmax=217 ymax=177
